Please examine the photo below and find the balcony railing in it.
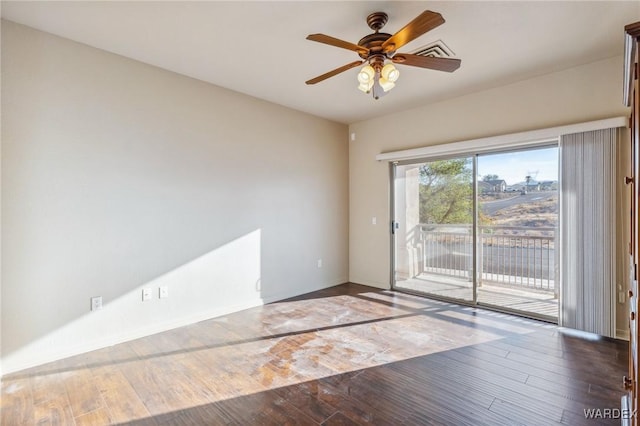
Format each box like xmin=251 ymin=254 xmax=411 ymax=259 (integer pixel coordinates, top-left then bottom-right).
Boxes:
xmin=417 ymin=224 xmax=556 ymax=293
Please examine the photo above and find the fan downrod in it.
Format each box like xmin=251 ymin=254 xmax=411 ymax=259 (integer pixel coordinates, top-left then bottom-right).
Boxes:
xmin=366 ymin=12 xmax=388 ymax=32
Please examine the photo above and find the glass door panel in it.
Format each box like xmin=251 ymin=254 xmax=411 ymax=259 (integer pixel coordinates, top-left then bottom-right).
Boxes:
xmin=393 ymin=157 xmax=475 ymax=302
xmin=476 ymin=147 xmax=559 ymax=320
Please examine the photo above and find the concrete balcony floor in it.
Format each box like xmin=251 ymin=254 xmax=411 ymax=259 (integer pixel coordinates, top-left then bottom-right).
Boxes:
xmin=396 ymin=273 xmax=558 ymax=320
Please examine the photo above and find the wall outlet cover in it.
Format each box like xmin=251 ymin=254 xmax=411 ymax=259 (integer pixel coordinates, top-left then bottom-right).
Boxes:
xmin=90 ymin=296 xmax=103 ymax=311
xmin=159 ymin=286 xmax=169 ymax=299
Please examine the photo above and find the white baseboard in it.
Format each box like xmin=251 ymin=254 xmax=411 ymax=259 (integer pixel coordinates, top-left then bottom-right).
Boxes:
xmin=260 ymin=278 xmax=348 ymax=303
xmin=617 ymin=328 xmax=630 ymax=341
xmin=348 ymin=278 xmax=391 ymax=290
xmin=3 ymin=300 xmax=265 ymax=375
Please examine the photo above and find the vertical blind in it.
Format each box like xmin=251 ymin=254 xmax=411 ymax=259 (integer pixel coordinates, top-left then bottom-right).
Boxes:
xmin=559 ymin=128 xmax=617 ymax=337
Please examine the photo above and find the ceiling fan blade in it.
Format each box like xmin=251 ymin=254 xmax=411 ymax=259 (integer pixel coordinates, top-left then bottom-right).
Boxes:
xmin=307 ymin=34 xmax=369 ymax=54
xmin=306 ymin=60 xmax=365 ymax=85
xmin=381 ymin=11 xmax=445 ymax=52
xmin=392 ymin=54 xmax=461 ymax=72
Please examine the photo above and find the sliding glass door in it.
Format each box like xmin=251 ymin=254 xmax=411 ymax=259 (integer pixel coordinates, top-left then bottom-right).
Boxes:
xmin=392 ymin=146 xmax=559 ymax=321
xmin=393 ymin=156 xmax=475 ymax=302
xmin=476 ymin=148 xmax=559 ymax=319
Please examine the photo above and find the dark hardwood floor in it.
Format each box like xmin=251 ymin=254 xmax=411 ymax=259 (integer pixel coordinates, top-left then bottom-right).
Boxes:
xmin=1 ymin=283 xmax=629 ymax=425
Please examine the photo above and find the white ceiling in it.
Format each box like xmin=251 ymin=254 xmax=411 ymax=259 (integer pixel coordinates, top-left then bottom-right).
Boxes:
xmin=2 ymin=1 xmax=639 ymax=124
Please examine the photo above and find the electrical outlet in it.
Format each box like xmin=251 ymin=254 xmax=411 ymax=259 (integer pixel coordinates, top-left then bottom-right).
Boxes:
xmin=317 ymin=259 xmax=322 ymax=268
xmin=159 ymin=286 xmax=169 ymax=299
xmin=142 ymin=287 xmax=153 ymax=301
xmin=372 ymin=217 xmax=377 ymax=225
xmin=90 ymin=296 xmax=102 ymax=311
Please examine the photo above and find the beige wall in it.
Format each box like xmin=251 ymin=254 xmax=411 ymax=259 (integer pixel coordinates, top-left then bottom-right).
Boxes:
xmin=1 ymin=20 xmax=349 ymax=374
xmin=349 ymin=55 xmax=630 ymax=332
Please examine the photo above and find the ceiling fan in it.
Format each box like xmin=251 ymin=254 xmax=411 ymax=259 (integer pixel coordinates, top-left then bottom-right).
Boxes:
xmin=305 ymin=10 xmax=461 ymax=99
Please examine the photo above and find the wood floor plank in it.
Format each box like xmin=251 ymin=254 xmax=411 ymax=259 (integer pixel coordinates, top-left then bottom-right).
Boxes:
xmin=274 ymin=381 xmax=338 ymax=424
xmin=309 ymin=378 xmax=402 ymax=425
xmin=454 ymin=344 xmax=615 ymax=392
xmin=525 ymin=374 xmax=616 ymax=405
xmin=322 ymin=411 xmax=360 ymax=425
xmin=62 ymin=368 xmax=105 ymax=419
xmin=33 ymin=394 xmax=76 ymax=426
xmin=119 ymin=356 xmax=213 ymax=416
xmin=91 ymin=366 xmax=151 ymax=423
xmin=151 ymin=406 xmax=229 ymax=426
xmin=74 ymin=407 xmax=114 ymax=425
xmin=346 ymin=364 xmax=514 ymax=426
xmin=505 ymin=348 xmax=624 ymax=389
xmin=1 ymin=283 xmax=628 ymax=425
xmin=384 ymin=349 xmax=568 ymax=421
xmin=250 ymin=391 xmax=319 ymax=426
xmin=438 ymin=346 xmax=530 ymax=383
xmin=188 ymin=349 xmax=269 ymax=401
xmin=1 ymin=378 xmax=34 ymax=426
xmin=489 ymin=398 xmax=562 ymax=425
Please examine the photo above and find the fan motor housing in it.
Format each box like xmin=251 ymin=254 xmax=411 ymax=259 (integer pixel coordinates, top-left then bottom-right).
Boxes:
xmin=357 ymin=32 xmax=392 ymax=59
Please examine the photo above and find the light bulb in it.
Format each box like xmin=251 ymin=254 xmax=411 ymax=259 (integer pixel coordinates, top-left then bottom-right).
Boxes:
xmin=381 ymin=63 xmax=400 ymax=82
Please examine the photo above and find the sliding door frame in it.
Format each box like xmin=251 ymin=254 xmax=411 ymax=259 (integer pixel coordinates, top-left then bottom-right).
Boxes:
xmin=390 ymin=143 xmax=559 ymax=322
xmin=390 ymin=153 xmax=477 ymax=304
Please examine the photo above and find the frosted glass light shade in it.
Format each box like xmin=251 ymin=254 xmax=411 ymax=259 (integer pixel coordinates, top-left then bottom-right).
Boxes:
xmin=357 ymin=65 xmax=375 ymax=84
xmin=381 ymin=63 xmax=400 ymax=82
xmin=379 ymin=77 xmax=395 ymax=92
xmin=358 ymin=81 xmax=374 ymax=93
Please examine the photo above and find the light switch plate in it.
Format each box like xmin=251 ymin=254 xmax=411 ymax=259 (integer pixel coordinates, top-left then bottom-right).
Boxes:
xmin=142 ymin=288 xmax=153 ymax=301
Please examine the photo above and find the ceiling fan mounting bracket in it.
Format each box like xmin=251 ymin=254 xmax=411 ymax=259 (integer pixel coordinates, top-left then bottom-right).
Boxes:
xmin=366 ymin=12 xmax=388 ymax=32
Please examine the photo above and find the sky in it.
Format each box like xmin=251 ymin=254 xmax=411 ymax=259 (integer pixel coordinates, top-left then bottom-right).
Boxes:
xmin=476 ymin=146 xmax=559 ymax=185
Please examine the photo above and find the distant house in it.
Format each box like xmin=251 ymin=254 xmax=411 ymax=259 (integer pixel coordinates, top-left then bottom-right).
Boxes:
xmin=526 ymin=181 xmax=541 ymax=191
xmin=510 ymin=180 xmax=542 ymax=192
xmin=478 ymin=181 xmax=492 ymax=193
xmin=540 ymin=180 xmax=558 ymax=190
xmin=484 ymin=179 xmax=507 ymax=192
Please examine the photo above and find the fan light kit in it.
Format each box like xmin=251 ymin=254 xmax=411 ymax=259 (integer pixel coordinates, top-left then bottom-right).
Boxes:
xmin=305 ymin=10 xmax=461 ymax=100
xmin=357 ymin=63 xmax=399 ymax=97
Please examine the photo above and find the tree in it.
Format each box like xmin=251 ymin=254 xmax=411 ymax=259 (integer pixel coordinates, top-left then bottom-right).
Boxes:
xmin=419 ymin=159 xmax=473 ymax=224
xmin=482 ymin=174 xmax=499 ymax=181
